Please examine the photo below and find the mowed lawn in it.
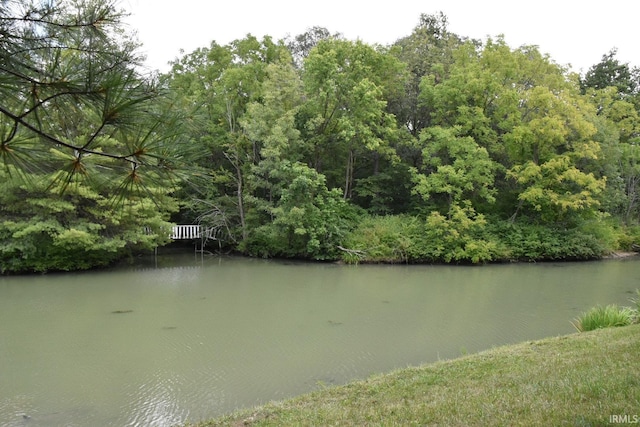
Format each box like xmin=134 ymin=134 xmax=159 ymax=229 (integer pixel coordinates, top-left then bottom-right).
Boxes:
xmin=191 ymin=324 xmax=640 ymax=426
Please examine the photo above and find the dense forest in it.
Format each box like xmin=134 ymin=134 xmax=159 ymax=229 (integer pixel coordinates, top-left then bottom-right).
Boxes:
xmin=2 ymin=0 xmax=640 ymax=273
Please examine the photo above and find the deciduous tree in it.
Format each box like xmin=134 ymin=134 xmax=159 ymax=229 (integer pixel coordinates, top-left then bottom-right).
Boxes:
xmin=301 ymin=38 xmax=404 ymax=199
xmin=412 ymin=126 xmax=497 ymax=214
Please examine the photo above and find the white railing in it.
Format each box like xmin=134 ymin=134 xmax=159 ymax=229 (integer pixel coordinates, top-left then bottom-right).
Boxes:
xmin=170 ymin=225 xmax=202 ymax=240
xmin=145 ymin=224 xmax=215 ymax=240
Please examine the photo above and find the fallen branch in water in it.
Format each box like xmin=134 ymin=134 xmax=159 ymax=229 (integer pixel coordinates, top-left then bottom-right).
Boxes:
xmin=337 ymin=246 xmax=366 ymax=256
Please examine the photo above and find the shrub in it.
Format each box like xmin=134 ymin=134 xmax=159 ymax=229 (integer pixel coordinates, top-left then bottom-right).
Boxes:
xmin=341 ymin=215 xmax=420 ymax=264
xmin=491 ymin=220 xmax=606 ymax=261
xmin=572 ymin=305 xmax=636 ymax=332
xmin=414 ymin=205 xmax=501 ymax=264
xmin=617 ymin=225 xmax=640 ymax=251
xmin=0 ymin=177 xmax=176 ymax=274
xmin=341 ymin=207 xmax=505 ymax=264
xmin=576 ymin=217 xmax=620 ymax=254
xmin=242 ymin=162 xmax=359 ymax=260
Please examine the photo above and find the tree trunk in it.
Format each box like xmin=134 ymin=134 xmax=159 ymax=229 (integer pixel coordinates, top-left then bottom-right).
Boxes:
xmin=236 ymin=164 xmax=247 ymax=241
xmin=373 ymin=151 xmax=379 ymax=176
xmin=509 ymin=198 xmax=525 ymax=223
xmin=344 ymin=149 xmax=354 ymax=199
xmin=532 ymin=143 xmax=539 ymax=166
xmin=625 ymin=175 xmax=638 ymax=224
xmin=224 ymin=151 xmax=247 ymax=241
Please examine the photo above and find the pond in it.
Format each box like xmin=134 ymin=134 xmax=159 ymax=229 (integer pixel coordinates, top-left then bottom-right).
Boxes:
xmin=0 ymin=254 xmax=638 ymax=426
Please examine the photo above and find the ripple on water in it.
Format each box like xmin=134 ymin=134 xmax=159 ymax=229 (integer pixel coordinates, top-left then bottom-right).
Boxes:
xmin=0 ymin=395 xmax=34 ymax=427
xmin=124 ymin=372 xmax=188 ymax=427
xmin=121 ymin=359 xmax=234 ymax=427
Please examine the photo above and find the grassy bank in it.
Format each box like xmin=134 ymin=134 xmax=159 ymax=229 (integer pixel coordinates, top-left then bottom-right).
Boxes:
xmin=191 ymin=325 xmax=640 ymax=426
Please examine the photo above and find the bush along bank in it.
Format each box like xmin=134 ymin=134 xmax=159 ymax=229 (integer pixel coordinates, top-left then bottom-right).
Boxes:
xmin=337 ymin=214 xmax=633 ymax=264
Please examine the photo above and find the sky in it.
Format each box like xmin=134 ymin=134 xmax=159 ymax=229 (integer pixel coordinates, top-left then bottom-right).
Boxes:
xmin=122 ymin=0 xmax=639 ymax=75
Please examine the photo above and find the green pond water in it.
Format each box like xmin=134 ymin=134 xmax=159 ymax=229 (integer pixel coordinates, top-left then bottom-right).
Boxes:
xmin=0 ymin=254 xmax=638 ymax=426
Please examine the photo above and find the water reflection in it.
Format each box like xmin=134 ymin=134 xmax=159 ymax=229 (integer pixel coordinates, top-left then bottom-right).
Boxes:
xmin=0 ymin=256 xmax=638 ymax=426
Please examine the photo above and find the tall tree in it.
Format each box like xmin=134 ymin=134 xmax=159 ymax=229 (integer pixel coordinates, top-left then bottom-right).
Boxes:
xmin=241 ymin=57 xmax=305 ymax=214
xmin=390 ymin=12 xmax=465 ymax=137
xmin=581 ymin=49 xmax=639 ymax=98
xmin=0 ymin=168 xmax=177 ymax=273
xmin=285 ymin=26 xmax=341 ymax=69
xmin=412 ymin=126 xmax=497 ymax=214
xmin=167 ymin=35 xmax=288 ymax=242
xmin=301 ymin=38 xmax=405 ymax=199
xmin=419 ymin=38 xmax=605 ymax=224
xmin=243 ymin=161 xmax=353 ymax=260
xmin=0 ymin=0 xmax=183 ymax=196
xmin=0 ymin=0 xmax=183 ymax=273
xmin=583 ymin=81 xmax=640 ymax=224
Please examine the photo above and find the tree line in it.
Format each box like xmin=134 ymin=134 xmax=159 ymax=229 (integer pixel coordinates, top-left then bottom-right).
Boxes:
xmin=2 ymin=1 xmax=640 ymax=273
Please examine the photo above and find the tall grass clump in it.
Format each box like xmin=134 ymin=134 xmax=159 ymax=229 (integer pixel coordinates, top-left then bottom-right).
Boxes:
xmin=572 ymin=304 xmax=636 ymax=332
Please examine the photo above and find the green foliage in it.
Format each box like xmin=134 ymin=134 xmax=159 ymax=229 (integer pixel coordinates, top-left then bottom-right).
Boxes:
xmin=508 ymin=154 xmax=606 ymax=223
xmin=415 ymin=204 xmax=501 ymax=263
xmin=352 ymin=164 xmax=415 ymax=215
xmin=575 ymin=217 xmax=621 ymax=253
xmin=159 ymin=16 xmax=640 ymax=265
xmin=0 ymin=0 xmax=185 ymax=197
xmin=613 ymin=226 xmax=640 ymax=251
xmin=0 ymin=171 xmax=176 ymax=274
xmin=413 ymin=126 xmax=497 ymax=212
xmin=6 ymin=10 xmax=637 ymax=271
xmin=242 ymin=162 xmax=357 ymax=260
xmin=591 ymin=100 xmax=640 ymax=224
xmin=341 ymin=212 xmax=619 ymax=265
xmin=301 ymin=38 xmax=405 ymax=197
xmin=0 ymin=0 xmax=190 ymax=273
xmin=489 ymin=221 xmax=606 ymax=261
xmin=572 ymin=305 xmax=636 ymax=332
xmin=341 ymin=215 xmax=421 ymax=263
xmin=390 ymin=12 xmax=463 ymax=136
xmin=168 ymin=35 xmax=296 ymax=242
xmin=580 ymin=49 xmax=639 ymax=96
xmin=342 ymin=206 xmax=503 ymax=264
xmin=572 ymin=288 xmax=640 ymax=333
xmin=417 ymin=36 xmax=607 ymax=226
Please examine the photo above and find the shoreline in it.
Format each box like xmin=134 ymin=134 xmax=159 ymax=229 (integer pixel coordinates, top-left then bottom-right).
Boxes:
xmin=604 ymin=251 xmax=639 ymax=259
